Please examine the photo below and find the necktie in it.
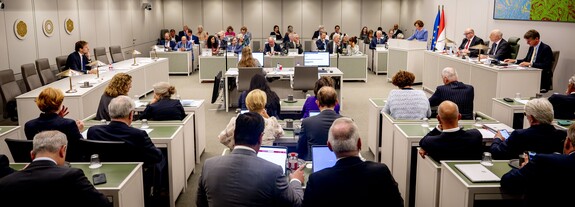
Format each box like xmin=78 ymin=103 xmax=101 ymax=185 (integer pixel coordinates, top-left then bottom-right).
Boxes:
xmin=464 ymin=39 xmax=471 ymax=49
xmin=491 ymin=43 xmax=497 ymax=55
xmin=530 ymin=46 xmax=538 ymax=64
xmin=79 ymin=53 xmax=83 ymax=71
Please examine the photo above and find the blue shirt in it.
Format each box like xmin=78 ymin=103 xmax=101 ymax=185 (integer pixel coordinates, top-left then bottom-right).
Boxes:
xmin=174 ymin=41 xmax=194 ymax=61
xmin=407 ymin=28 xmax=428 ymax=41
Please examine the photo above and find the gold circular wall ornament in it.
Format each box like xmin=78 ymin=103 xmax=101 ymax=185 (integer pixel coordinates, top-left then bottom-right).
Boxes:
xmin=65 ymin=18 xmax=74 ymax=34
xmin=43 ymin=19 xmax=54 ymax=37
xmin=14 ymin=19 xmax=27 ymax=40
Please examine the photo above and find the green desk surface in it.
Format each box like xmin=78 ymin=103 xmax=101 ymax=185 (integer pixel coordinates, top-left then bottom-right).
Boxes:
xmin=369 ymin=98 xmax=386 ymax=107
xmin=280 ymin=99 xmax=305 ymax=107
xmin=443 ymin=161 xmax=511 ymax=186
xmin=396 ymin=124 xmax=486 ymax=137
xmin=83 ymin=125 xmax=179 ymax=139
xmin=10 ymin=163 xmax=140 ymax=188
xmin=0 ymin=126 xmax=19 ymax=135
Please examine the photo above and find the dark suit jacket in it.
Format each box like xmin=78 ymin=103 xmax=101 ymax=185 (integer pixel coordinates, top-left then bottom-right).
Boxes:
xmin=139 ymin=99 xmax=186 ymax=121
xmin=548 ymin=93 xmax=575 ymax=120
xmin=297 ymin=110 xmax=342 ymax=160
xmin=87 ymin=121 xmax=164 ymax=165
xmin=158 ymin=39 xmax=176 ymax=50
xmin=24 ymin=113 xmax=84 ymax=160
xmin=487 ymin=39 xmax=511 ymax=61
xmin=419 ymin=128 xmax=483 ymax=162
xmin=329 ymin=32 xmax=342 ymax=40
xmin=516 ymin=42 xmax=554 ymax=90
xmin=327 ymin=41 xmax=343 ymax=54
xmin=264 ymin=43 xmax=282 ymax=55
xmin=316 ymin=39 xmax=329 ymax=51
xmin=0 ymin=160 xmax=111 ymax=207
xmin=66 ymin=51 xmax=91 ymax=73
xmin=178 ymin=30 xmax=188 ymax=42
xmin=428 ymin=81 xmax=474 ymax=120
xmin=370 ymin=37 xmax=388 ymax=49
xmin=302 ymin=157 xmax=403 ymax=207
xmin=501 ymin=153 xmax=575 ymax=207
xmin=490 ymin=124 xmax=566 ymax=159
xmin=283 ymin=41 xmax=303 ymax=54
xmin=312 ymin=30 xmax=320 ymax=39
xmin=391 ymin=29 xmax=403 ymax=39
xmin=458 ymin=36 xmax=484 ymax=57
xmin=95 ymin=93 xmax=115 ymax=121
xmin=0 ymin=154 xmax=14 ymax=179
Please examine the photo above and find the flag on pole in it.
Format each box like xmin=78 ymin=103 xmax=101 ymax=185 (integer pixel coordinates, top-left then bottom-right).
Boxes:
xmin=430 ymin=6 xmax=440 ymax=51
xmin=436 ymin=6 xmax=446 ymax=51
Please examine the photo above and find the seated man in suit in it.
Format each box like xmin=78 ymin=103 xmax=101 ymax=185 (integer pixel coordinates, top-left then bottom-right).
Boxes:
xmin=457 ymin=28 xmax=484 ymax=58
xmin=297 ymin=86 xmax=342 ymax=160
xmin=480 ymin=29 xmax=511 ymax=61
xmin=264 ymin=37 xmax=281 ymax=55
xmin=312 ymin=25 xmax=324 ymax=39
xmin=490 ymin=98 xmax=566 ymax=159
xmin=0 ymin=131 xmax=111 ymax=207
xmin=158 ymin=32 xmax=176 ymax=51
xmin=327 ymin=34 xmax=343 ymax=54
xmin=369 ymin=30 xmax=388 ymax=49
xmin=175 ymin=36 xmax=192 ymax=52
xmin=390 ymin=24 xmax=403 ymax=39
xmin=186 ymin=29 xmax=200 ymax=45
xmin=329 ymin=25 xmax=343 ymax=40
xmin=548 ymin=75 xmax=575 ymax=119
xmin=428 ymin=67 xmax=474 ymax=119
xmin=169 ymin=29 xmax=178 ymax=42
xmin=197 ymin=112 xmax=305 ymax=207
xmin=504 ymin=29 xmax=554 ymax=92
xmin=65 ymin=40 xmax=97 ymax=74
xmin=418 ymin=101 xmax=483 ymax=162
xmin=302 ymin=117 xmax=403 ymax=206
xmin=0 ymin=154 xmax=14 ymax=179
xmin=501 ymin=123 xmax=575 ymax=207
xmin=315 ymin=31 xmax=329 ymax=51
xmin=283 ymin=33 xmax=303 ymax=54
xmin=178 ymin=25 xmax=190 ymax=42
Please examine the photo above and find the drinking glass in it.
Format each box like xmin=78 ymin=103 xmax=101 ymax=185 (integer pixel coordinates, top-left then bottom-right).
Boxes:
xmin=89 ymin=154 xmax=102 ymax=169
xmin=480 ymin=152 xmax=493 ymax=167
xmin=141 ymin=119 xmax=149 ymax=129
xmin=515 ymin=93 xmax=521 ymax=100
xmin=420 ymin=118 xmax=429 ymax=128
xmin=474 ymin=117 xmax=483 ymax=127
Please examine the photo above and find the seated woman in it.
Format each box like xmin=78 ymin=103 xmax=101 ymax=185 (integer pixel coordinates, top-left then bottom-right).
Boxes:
xmin=348 ymin=36 xmax=362 ymax=55
xmin=95 ymin=73 xmax=132 ymax=121
xmin=237 ymin=47 xmax=260 ymax=67
xmin=139 ymin=82 xmax=186 ymax=121
xmin=301 ymin=76 xmax=341 ymax=118
xmin=270 ymin=25 xmax=282 ymax=41
xmin=382 ymin=70 xmax=431 ymax=119
xmin=238 ymin=74 xmax=281 ymax=118
xmin=219 ymin=89 xmax=284 ymax=149
xmin=206 ymin=35 xmax=219 ymax=55
xmin=225 ymin=26 xmax=236 ymax=37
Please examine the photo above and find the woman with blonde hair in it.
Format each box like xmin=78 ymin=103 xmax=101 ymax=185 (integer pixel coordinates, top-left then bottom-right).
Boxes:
xmin=140 ymin=82 xmax=185 ymax=121
xmin=237 ymin=47 xmax=260 ymax=67
xmin=219 ymin=89 xmax=284 ymax=149
xmin=95 ymin=73 xmax=132 ymax=121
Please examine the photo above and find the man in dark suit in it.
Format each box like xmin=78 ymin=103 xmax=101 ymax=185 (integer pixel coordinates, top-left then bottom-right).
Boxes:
xmin=158 ymin=32 xmax=176 ymax=51
xmin=178 ymin=25 xmax=190 ymax=42
xmin=458 ymin=28 xmax=484 ymax=57
xmin=480 ymin=29 xmax=511 ymax=61
xmin=66 ymin=40 xmax=96 ymax=74
xmin=169 ymin=29 xmax=179 ymax=42
xmin=418 ymin=101 xmax=483 ymax=162
xmin=329 ymin=25 xmax=343 ymax=40
xmin=0 ymin=154 xmax=14 ymax=179
xmin=264 ymin=37 xmax=281 ymax=55
xmin=369 ymin=30 xmax=388 ymax=49
xmin=284 ymin=33 xmax=303 ymax=54
xmin=327 ymin=34 xmax=343 ymax=54
xmin=298 ymin=86 xmax=342 ymax=160
xmin=548 ymin=75 xmax=575 ymax=119
xmin=501 ymin=123 xmax=575 ymax=207
xmin=302 ymin=117 xmax=403 ymax=207
xmin=312 ymin=25 xmax=324 ymax=39
xmin=197 ymin=112 xmax=305 ymax=207
xmin=428 ymin=67 xmax=474 ymax=120
xmin=390 ymin=24 xmax=403 ymax=39
xmin=315 ymin=31 xmax=329 ymax=51
xmin=491 ymin=98 xmax=566 ymax=159
xmin=505 ymin=29 xmax=554 ymax=92
xmin=0 ymin=131 xmax=111 ymax=207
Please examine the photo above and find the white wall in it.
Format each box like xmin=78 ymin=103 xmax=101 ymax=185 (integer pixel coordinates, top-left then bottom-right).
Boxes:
xmin=0 ymin=0 xmax=164 ymax=75
xmin=403 ymin=0 xmax=575 ymax=92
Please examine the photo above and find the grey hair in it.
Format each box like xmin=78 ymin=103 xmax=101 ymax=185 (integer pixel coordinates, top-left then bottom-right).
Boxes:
xmin=333 ymin=33 xmax=341 ymax=39
xmin=328 ymin=117 xmax=360 ymax=153
xmin=153 ymin=82 xmax=176 ymax=98
xmin=524 ymin=98 xmax=554 ymax=124
xmin=376 ymin=30 xmax=382 ymax=36
xmin=108 ymin=95 xmax=135 ymax=119
xmin=441 ymin=67 xmax=458 ymax=82
xmin=491 ymin=29 xmax=503 ymax=38
xmin=569 ymin=75 xmax=575 ymax=84
xmin=32 ymin=131 xmax=68 ymax=155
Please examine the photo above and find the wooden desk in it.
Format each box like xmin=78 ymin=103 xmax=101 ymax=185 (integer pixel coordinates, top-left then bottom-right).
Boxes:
xmin=330 ymin=55 xmax=368 ymax=81
xmin=152 ymin=50 xmax=192 ymax=75
xmin=11 ymin=162 xmax=145 ymax=207
xmin=0 ymin=126 xmax=21 ymax=162
xmin=367 ymin=98 xmax=386 ymax=162
xmin=491 ymin=98 xmax=527 ymax=129
xmin=415 ymin=147 xmax=441 ymax=207
xmin=198 ymin=55 xmax=238 ymax=82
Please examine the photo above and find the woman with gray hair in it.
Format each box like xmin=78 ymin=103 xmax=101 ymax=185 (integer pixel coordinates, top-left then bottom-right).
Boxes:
xmin=548 ymin=75 xmax=575 ymax=119
xmin=139 ymin=82 xmax=185 ymax=121
xmin=490 ymin=98 xmax=567 ymax=159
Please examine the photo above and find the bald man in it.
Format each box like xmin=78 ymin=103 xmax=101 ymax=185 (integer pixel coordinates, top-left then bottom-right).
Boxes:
xmin=458 ymin=28 xmax=484 ymax=57
xmin=418 ymin=100 xmax=483 ymax=162
xmin=480 ymin=29 xmax=511 ymax=61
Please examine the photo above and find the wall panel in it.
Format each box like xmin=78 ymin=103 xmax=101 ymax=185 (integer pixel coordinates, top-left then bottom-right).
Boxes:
xmin=163 ymin=0 xmax=183 ymax=32
xmin=94 ymin=0 xmax=111 ymax=49
xmin=203 ymin=0 xmax=223 ymax=34
xmin=243 ymin=0 xmax=263 ymax=39
xmin=35 ymin=0 xmax=61 ymax=62
xmin=262 ymin=0 xmax=282 ymax=39
xmin=5 ymin=0 xmax=37 ymax=71
xmin=0 ymin=9 xmax=9 ymax=70
xmin=183 ymin=0 xmax=203 ymax=34
xmin=57 ymin=0 xmax=80 ymax=54
xmin=282 ymin=0 xmax=301 ymax=35
xmin=222 ymin=0 xmax=242 ymax=34
xmin=361 ymin=0 xmax=381 ymax=33
xmin=322 ymin=0 xmax=341 ymax=35
xmin=301 ymin=0 xmax=322 ymax=39
xmin=341 ymin=0 xmax=360 ymax=37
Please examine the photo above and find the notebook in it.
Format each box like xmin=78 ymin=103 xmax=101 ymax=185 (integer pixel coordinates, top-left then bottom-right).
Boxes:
xmin=257 ymin=146 xmax=288 ymax=174
xmin=455 ymin=164 xmax=501 ymax=182
xmin=311 ymin=145 xmax=337 ymax=173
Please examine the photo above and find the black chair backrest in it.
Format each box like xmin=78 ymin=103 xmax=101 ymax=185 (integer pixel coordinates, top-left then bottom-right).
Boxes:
xmin=94 ymin=47 xmax=110 ymax=64
xmin=5 ymin=138 xmax=33 ymax=162
xmin=35 ymin=58 xmax=56 ymax=85
xmin=160 ymin=29 xmax=169 ymax=39
xmin=77 ymin=139 xmax=142 ymax=162
xmin=237 ymin=67 xmax=264 ymax=92
xmin=55 ymin=55 xmax=68 ymax=72
xmin=109 ymin=46 xmax=125 ymax=63
xmin=508 ymin=37 xmax=520 ymax=59
xmin=21 ymin=63 xmax=43 ymax=92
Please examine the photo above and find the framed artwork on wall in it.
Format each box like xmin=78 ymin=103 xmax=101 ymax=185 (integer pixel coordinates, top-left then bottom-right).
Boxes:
xmin=65 ymin=18 xmax=74 ymax=34
xmin=14 ymin=19 xmax=27 ymax=40
xmin=43 ymin=19 xmax=54 ymax=37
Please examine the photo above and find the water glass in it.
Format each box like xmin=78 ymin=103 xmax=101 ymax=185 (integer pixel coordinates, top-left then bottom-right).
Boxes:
xmin=100 ymin=119 xmax=107 ymax=125
xmin=421 ymin=118 xmax=429 ymax=128
xmin=141 ymin=119 xmax=149 ymax=129
xmin=480 ymin=152 xmax=494 ymax=167
xmin=515 ymin=93 xmax=521 ymax=100
xmin=89 ymin=154 xmax=102 ymax=169
xmin=474 ymin=117 xmax=483 ymax=127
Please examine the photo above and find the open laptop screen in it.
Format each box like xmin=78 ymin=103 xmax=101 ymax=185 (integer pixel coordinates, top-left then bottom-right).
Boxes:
xmin=258 ymin=146 xmax=288 ymax=173
xmin=311 ymin=145 xmax=337 ymax=173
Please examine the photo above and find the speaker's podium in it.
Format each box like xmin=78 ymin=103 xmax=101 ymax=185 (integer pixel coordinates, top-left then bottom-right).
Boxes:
xmin=387 ymin=39 xmax=427 ymax=84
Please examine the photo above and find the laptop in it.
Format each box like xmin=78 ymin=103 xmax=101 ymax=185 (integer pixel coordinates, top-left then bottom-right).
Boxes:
xmin=455 ymin=164 xmax=501 ymax=182
xmin=257 ymin=146 xmax=288 ymax=174
xmin=311 ymin=145 xmax=337 ymax=173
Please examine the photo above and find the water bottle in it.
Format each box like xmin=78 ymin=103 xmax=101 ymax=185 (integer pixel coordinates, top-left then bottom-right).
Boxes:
xmin=287 ymin=152 xmax=299 ymax=171
xmin=276 ymin=63 xmax=280 ymax=72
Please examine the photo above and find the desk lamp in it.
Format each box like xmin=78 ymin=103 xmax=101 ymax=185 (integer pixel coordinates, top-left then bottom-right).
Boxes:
xmin=131 ymin=49 xmax=141 ymax=66
xmin=470 ymin=44 xmax=490 ymax=63
xmin=86 ymin=60 xmax=106 ymax=79
xmin=57 ymin=69 xmax=81 ymax=93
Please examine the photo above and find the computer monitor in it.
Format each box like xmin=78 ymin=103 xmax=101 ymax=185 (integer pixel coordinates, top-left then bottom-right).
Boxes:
xmin=304 ymin=51 xmax=330 ymax=67
xmin=311 ymin=145 xmax=337 ymax=173
xmin=211 ymin=71 xmax=222 ymax=104
xmin=257 ymin=146 xmax=288 ymax=174
xmin=238 ymin=52 xmax=264 ymax=67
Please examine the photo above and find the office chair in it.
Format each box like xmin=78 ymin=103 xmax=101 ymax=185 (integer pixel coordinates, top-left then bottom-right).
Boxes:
xmin=292 ymin=66 xmax=319 ymax=93
xmin=5 ymin=138 xmax=33 ymax=162
xmin=0 ymin=69 xmax=23 ymax=121
xmin=237 ymin=67 xmax=264 ymax=92
xmin=76 ymin=139 xmax=141 ymax=162
xmin=35 ymin=58 xmax=56 ymax=85
xmin=252 ymin=40 xmax=261 ymax=52
xmin=109 ymin=45 xmax=125 ymax=63
xmin=550 ymin=51 xmax=560 ymax=90
xmin=21 ymin=63 xmax=43 ymax=92
xmin=160 ymin=29 xmax=169 ymax=39
xmin=94 ymin=47 xmax=110 ymax=64
xmin=55 ymin=55 xmax=68 ymax=72
xmin=304 ymin=40 xmax=312 ymax=52
xmin=508 ymin=37 xmax=520 ymax=59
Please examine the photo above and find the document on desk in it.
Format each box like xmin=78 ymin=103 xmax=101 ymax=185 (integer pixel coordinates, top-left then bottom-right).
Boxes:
xmin=455 ymin=164 xmax=501 ymax=182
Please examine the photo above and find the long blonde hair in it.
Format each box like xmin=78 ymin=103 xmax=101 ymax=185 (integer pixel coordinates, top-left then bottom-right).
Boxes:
xmin=238 ymin=47 xmax=258 ymax=67
xmin=105 ymin=73 xmax=132 ymax=97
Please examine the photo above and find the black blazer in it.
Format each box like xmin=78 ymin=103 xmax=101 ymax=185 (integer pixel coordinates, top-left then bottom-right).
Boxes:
xmin=264 ymin=43 xmax=281 ymax=55
xmin=370 ymin=37 xmax=388 ymax=49
xmin=516 ymin=42 xmax=554 ymax=90
xmin=329 ymin=32 xmax=342 ymax=40
xmin=302 ymin=157 xmax=403 ymax=207
xmin=458 ymin=36 xmax=485 ymax=57
xmin=24 ymin=113 xmax=83 ymax=141
xmin=428 ymin=81 xmax=475 ymax=120
xmin=297 ymin=110 xmax=342 ymax=160
xmin=315 ymin=39 xmax=329 ymax=51
xmin=487 ymin=39 xmax=511 ymax=61
xmin=327 ymin=41 xmax=343 ymax=54
xmin=490 ymin=124 xmax=566 ymax=159
xmin=312 ymin=30 xmax=320 ymax=39
xmin=139 ymin=99 xmax=186 ymax=121
xmin=548 ymin=93 xmax=575 ymax=120
xmin=501 ymin=153 xmax=575 ymax=207
xmin=158 ymin=39 xmax=176 ymax=50
xmin=87 ymin=121 xmax=164 ymax=165
xmin=65 ymin=52 xmax=91 ymax=73
xmin=270 ymin=32 xmax=282 ymax=41
xmin=391 ymin=29 xmax=403 ymax=39
xmin=0 ymin=160 xmax=111 ymax=207
xmin=95 ymin=94 xmax=115 ymax=121
xmin=419 ymin=128 xmax=483 ymax=162
xmin=0 ymin=154 xmax=14 ymax=179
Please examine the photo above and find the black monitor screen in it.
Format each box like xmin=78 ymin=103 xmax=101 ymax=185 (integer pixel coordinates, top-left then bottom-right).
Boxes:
xmin=304 ymin=51 xmax=330 ymax=67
